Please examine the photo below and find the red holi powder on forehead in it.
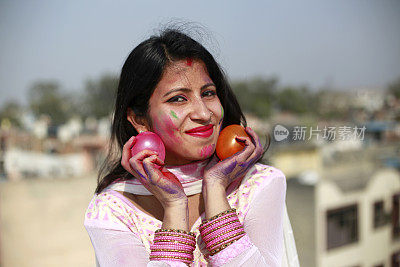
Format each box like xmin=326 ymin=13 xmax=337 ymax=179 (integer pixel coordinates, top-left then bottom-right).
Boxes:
xmin=186 ymin=58 xmax=193 ymax=66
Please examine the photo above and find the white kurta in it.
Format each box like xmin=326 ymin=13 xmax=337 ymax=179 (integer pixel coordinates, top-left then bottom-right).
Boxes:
xmin=84 ymin=162 xmax=299 ymax=266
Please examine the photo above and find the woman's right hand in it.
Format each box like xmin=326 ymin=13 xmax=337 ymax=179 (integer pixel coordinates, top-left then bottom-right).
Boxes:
xmin=121 ymin=136 xmax=188 ymax=208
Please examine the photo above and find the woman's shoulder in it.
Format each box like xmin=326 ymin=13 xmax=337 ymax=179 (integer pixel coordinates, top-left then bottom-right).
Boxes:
xmin=227 ymin=163 xmax=286 ymax=216
xmin=84 ymin=189 xmax=140 ymax=232
xmin=85 ymin=189 xmax=139 ymax=216
xmin=240 ymin=162 xmax=287 ymax=191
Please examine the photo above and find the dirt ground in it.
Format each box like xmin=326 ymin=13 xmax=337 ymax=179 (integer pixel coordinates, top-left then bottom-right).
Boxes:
xmin=0 ymin=174 xmax=98 ymax=267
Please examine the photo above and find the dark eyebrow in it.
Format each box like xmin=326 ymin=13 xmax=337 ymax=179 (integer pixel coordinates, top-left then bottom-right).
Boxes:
xmin=162 ymin=83 xmax=216 ymax=98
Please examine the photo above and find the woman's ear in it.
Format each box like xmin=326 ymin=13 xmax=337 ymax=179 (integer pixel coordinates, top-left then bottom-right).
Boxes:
xmin=127 ymin=108 xmax=151 ymax=133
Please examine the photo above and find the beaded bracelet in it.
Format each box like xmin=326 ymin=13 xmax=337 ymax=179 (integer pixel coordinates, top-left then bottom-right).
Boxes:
xmin=150 ymin=228 xmax=196 ymax=265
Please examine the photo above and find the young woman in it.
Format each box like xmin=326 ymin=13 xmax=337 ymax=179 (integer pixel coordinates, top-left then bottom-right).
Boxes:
xmin=84 ymin=29 xmax=299 ymax=266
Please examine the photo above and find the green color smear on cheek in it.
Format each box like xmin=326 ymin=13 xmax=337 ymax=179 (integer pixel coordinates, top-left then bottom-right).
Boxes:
xmin=219 ymin=105 xmax=224 ymax=124
xmin=170 ymin=110 xmax=178 ymax=119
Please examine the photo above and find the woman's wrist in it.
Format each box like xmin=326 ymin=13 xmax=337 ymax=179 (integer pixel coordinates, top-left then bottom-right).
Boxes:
xmin=162 ymin=200 xmax=189 ymax=231
xmin=202 ymin=182 xmax=231 ymax=219
xmin=202 ymin=177 xmax=227 ymax=191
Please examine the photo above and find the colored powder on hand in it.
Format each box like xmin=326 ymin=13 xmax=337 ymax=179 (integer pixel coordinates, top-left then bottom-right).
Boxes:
xmin=223 ymin=160 xmax=237 ymax=175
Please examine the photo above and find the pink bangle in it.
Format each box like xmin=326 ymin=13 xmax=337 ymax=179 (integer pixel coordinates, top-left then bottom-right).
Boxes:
xmin=198 ymin=208 xmax=246 ymax=255
xmin=207 ymin=227 xmax=244 ymax=246
xmin=201 ymin=219 xmax=241 ymax=239
xmin=151 ymin=244 xmax=195 ymax=252
xmin=154 ymin=236 xmax=196 ymax=246
xmin=151 ymin=250 xmax=193 ymax=259
xmin=201 ymin=217 xmax=241 ymax=237
xmin=199 ymin=210 xmax=237 ymax=230
xmin=150 ymin=228 xmax=196 ymax=265
xmin=203 ymin=224 xmax=243 ymax=243
xmin=199 ymin=213 xmax=237 ymax=230
xmin=209 ymin=237 xmax=244 ymax=256
xmin=203 ymin=225 xmax=242 ymax=243
xmin=149 ymin=255 xmax=193 ymax=264
xmin=207 ymin=230 xmax=245 ymax=251
xmin=206 ymin=229 xmax=244 ymax=248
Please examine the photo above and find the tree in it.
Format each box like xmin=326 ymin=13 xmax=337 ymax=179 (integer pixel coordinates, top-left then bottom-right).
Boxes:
xmin=0 ymin=100 xmax=22 ymax=127
xmin=28 ymin=81 xmax=71 ymax=125
xmin=276 ymin=86 xmax=318 ymax=114
xmin=82 ymin=74 xmax=118 ymax=119
xmin=388 ymin=77 xmax=400 ymax=99
xmin=231 ymin=77 xmax=278 ymax=119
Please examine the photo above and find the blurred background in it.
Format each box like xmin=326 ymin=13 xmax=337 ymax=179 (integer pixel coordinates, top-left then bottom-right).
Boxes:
xmin=0 ymin=1 xmax=399 ymax=266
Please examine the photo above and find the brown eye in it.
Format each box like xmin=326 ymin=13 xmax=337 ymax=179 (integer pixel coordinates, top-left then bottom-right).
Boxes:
xmin=203 ymin=90 xmax=217 ymax=97
xmin=167 ymin=96 xmax=187 ymax=103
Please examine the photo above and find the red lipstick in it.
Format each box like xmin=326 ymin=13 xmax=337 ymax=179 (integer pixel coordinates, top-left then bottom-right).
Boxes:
xmin=185 ymin=124 xmax=214 ymax=138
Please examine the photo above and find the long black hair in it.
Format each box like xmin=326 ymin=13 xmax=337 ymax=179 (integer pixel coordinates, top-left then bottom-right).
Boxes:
xmin=95 ymin=29 xmax=270 ymax=194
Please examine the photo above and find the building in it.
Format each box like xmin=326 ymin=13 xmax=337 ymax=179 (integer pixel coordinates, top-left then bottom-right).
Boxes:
xmin=270 ymin=142 xmax=400 ymax=267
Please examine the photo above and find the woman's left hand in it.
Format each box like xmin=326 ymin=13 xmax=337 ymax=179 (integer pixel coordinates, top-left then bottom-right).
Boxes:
xmin=203 ymin=127 xmax=264 ymax=189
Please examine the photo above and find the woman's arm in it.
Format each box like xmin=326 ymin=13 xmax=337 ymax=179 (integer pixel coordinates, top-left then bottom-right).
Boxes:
xmin=86 ymin=226 xmax=189 ymax=267
xmin=88 ymin=133 xmax=204 ymax=266
xmin=162 ymin=200 xmax=189 ymax=231
xmin=85 ymin=191 xmax=190 ymax=267
xmin=202 ymin=181 xmax=231 ymax=219
xmin=201 ymin=167 xmax=286 ymax=266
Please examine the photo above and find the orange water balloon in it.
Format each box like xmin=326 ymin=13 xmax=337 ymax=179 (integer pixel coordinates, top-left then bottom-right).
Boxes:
xmin=216 ymin=124 xmax=249 ymax=160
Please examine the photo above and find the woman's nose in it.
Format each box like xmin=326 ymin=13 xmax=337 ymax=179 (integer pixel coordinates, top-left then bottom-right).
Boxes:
xmin=190 ymin=99 xmax=212 ymax=122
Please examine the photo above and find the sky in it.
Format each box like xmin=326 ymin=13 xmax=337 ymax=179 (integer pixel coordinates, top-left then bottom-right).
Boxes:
xmin=0 ymin=0 xmax=399 ymax=106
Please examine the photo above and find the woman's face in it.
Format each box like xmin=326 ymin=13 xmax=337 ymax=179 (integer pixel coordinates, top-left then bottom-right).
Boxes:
xmin=145 ymin=59 xmax=224 ymax=165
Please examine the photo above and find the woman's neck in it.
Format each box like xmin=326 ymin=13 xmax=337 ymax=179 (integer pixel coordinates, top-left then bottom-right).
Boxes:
xmin=164 ymin=154 xmax=210 ymax=167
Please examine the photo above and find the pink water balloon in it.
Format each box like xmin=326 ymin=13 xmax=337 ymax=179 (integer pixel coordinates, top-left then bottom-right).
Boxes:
xmin=130 ymin=131 xmax=166 ymax=161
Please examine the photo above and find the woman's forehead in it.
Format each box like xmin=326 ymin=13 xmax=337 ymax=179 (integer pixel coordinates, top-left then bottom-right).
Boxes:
xmin=154 ymin=60 xmax=210 ymax=94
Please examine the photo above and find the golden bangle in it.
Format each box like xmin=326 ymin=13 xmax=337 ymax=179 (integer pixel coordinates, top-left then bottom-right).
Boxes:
xmin=201 ymin=218 xmax=241 ymax=236
xmin=153 ymin=239 xmax=195 ymax=246
xmin=201 ymin=208 xmax=236 ymax=224
xmin=204 ymin=226 xmax=244 ymax=243
xmin=151 ymin=248 xmax=193 ymax=253
xmin=155 ymin=228 xmax=196 ymax=237
xmin=155 ymin=232 xmax=196 ymax=240
xmin=207 ymin=230 xmax=245 ymax=249
xmin=149 ymin=254 xmax=192 ymax=261
xmin=200 ymin=213 xmax=238 ymax=230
